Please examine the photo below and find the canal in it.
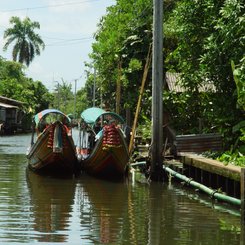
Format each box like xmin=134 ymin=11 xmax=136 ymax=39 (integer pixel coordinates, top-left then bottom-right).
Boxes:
xmin=0 ymin=131 xmax=242 ymax=244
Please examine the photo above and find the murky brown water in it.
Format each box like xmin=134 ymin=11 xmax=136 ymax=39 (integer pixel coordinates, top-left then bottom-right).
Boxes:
xmin=0 ymin=133 xmax=242 ymax=244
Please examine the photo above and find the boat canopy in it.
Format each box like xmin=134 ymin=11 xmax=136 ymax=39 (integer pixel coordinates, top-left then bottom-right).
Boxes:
xmin=81 ymin=107 xmax=125 ymax=126
xmin=33 ymin=109 xmax=71 ymax=126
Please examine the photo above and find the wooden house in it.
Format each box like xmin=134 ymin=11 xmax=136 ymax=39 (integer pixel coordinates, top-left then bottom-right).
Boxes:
xmin=0 ymin=96 xmax=25 ymax=134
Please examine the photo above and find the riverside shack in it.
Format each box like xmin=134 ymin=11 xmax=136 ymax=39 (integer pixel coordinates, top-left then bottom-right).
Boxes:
xmin=0 ymin=96 xmax=25 ymax=134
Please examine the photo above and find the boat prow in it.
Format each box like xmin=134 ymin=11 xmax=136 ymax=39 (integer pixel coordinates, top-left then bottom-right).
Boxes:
xmin=77 ymin=107 xmax=129 ymax=180
xmin=26 ymin=109 xmax=80 ymax=176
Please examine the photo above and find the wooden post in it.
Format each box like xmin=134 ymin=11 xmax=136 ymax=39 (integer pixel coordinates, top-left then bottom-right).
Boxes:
xmin=150 ymin=0 xmax=164 ymax=181
xmin=128 ymin=46 xmax=152 ymax=156
xmin=241 ymin=168 xmax=245 ymax=245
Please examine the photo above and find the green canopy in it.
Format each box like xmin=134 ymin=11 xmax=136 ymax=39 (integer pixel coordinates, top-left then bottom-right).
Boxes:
xmin=81 ymin=107 xmax=125 ymax=126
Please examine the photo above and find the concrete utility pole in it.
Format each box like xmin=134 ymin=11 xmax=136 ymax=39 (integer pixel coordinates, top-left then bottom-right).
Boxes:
xmin=56 ymin=82 xmax=60 ymax=110
xmin=241 ymin=168 xmax=245 ymax=245
xmin=93 ymin=68 xmax=96 ymax=107
xmin=74 ymin=79 xmax=77 ymax=118
xmin=151 ymin=0 xmax=164 ymax=181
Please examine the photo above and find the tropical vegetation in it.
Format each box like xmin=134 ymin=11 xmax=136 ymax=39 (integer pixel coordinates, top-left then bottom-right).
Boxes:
xmin=84 ymin=0 xmax=244 ymax=166
xmin=0 ymin=1 xmax=244 ymax=165
xmin=3 ymin=16 xmax=45 ymax=66
xmin=0 ymin=56 xmax=52 ymax=129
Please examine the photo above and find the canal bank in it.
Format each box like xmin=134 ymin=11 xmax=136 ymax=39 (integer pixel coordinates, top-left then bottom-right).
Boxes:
xmin=165 ymin=153 xmax=242 ymax=200
xmin=132 ymin=142 xmax=245 ymax=209
xmin=165 ymin=154 xmax=245 ymax=245
xmin=132 ymin=145 xmax=245 ymax=244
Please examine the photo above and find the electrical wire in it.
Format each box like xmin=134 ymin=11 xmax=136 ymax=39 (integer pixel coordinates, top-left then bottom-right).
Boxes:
xmin=0 ymin=0 xmax=103 ymax=13
xmin=46 ymin=37 xmax=93 ymax=46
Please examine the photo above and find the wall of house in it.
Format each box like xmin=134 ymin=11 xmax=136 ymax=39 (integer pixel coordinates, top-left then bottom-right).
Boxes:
xmin=0 ymin=107 xmax=6 ymax=122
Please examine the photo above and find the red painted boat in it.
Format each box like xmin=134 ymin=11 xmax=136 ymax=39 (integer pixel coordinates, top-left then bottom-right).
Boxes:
xmin=77 ymin=107 xmax=129 ymax=179
xmin=26 ymin=109 xmax=79 ymax=175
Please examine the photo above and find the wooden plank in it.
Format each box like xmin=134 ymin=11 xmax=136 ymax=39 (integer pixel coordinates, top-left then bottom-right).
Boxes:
xmin=176 ymin=133 xmax=223 ymax=153
xmin=180 ymin=153 xmax=241 ymax=181
xmin=129 ymin=46 xmax=152 ymax=156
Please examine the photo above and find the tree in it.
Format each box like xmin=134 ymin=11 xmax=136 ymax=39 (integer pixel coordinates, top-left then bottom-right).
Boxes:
xmin=51 ymin=79 xmax=74 ymax=114
xmin=86 ymin=0 xmax=177 ymax=123
xmin=3 ymin=16 xmax=45 ymax=66
xmin=87 ymin=0 xmax=153 ymax=121
xmin=164 ymin=0 xmax=244 ymax=147
xmin=0 ymin=56 xmax=52 ymax=129
xmin=0 ymin=57 xmax=51 ymax=113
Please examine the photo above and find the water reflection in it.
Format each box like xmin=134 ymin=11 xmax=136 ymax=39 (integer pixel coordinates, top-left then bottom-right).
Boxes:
xmin=0 ymin=154 xmax=31 ymax=243
xmin=76 ymin=175 xmax=128 ymax=244
xmin=26 ymin=170 xmax=76 ymax=243
xmin=0 ymin=134 xmax=30 ymax=154
xmin=0 ymin=134 xmax=242 ymax=244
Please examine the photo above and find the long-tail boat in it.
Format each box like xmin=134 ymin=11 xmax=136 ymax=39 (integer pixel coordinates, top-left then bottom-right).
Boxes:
xmin=26 ymin=109 xmax=79 ymax=175
xmin=77 ymin=107 xmax=129 ymax=180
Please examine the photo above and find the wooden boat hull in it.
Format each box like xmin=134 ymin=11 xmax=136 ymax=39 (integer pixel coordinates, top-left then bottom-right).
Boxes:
xmin=82 ymin=127 xmax=129 ymax=179
xmin=27 ymin=122 xmax=78 ymax=175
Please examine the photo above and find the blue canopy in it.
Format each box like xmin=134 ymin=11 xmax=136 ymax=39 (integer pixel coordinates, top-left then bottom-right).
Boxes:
xmin=81 ymin=107 xmax=125 ymax=126
xmin=34 ymin=109 xmax=71 ymax=125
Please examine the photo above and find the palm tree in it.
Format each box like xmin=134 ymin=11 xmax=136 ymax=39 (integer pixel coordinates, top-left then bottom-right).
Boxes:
xmin=3 ymin=16 xmax=45 ymax=66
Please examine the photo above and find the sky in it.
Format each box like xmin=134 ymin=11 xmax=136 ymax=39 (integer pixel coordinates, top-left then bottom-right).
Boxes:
xmin=0 ymin=0 xmax=115 ymax=92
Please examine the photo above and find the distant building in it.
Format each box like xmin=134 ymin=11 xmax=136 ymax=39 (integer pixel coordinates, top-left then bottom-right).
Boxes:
xmin=0 ymin=96 xmax=25 ymax=134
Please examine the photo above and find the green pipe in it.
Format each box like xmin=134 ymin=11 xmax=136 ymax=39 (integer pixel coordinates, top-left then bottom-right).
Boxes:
xmin=130 ymin=161 xmax=241 ymax=206
xmin=130 ymin=161 xmax=146 ymax=167
xmin=164 ymin=166 xmax=241 ymax=206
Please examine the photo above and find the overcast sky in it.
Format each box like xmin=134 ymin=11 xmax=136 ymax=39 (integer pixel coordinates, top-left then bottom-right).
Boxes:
xmin=0 ymin=0 xmax=115 ymax=92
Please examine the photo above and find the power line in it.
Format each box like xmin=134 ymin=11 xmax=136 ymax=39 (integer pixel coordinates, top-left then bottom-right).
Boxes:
xmin=43 ymin=36 xmax=92 ymax=41
xmin=0 ymin=0 xmax=101 ymax=13
xmin=45 ymin=37 xmax=93 ymax=46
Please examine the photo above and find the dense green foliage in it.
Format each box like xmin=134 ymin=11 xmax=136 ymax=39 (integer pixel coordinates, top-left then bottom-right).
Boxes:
xmin=0 ymin=56 xmax=52 ymax=127
xmin=86 ymin=0 xmax=153 ymax=115
xmin=84 ymin=0 xmax=244 ymax=165
xmin=3 ymin=16 xmax=45 ymax=66
xmin=164 ymin=0 xmax=244 ymax=165
xmin=0 ymin=2 xmax=244 ymax=164
xmin=0 ymin=55 xmax=83 ymax=123
xmin=165 ymin=0 xmax=244 ymax=135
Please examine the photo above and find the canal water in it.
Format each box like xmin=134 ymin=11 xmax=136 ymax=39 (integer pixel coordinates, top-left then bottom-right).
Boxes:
xmin=0 ymin=132 xmax=242 ymax=244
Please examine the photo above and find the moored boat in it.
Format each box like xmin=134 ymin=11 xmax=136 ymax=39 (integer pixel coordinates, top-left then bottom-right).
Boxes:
xmin=77 ymin=107 xmax=129 ymax=180
xmin=26 ymin=109 xmax=79 ymax=175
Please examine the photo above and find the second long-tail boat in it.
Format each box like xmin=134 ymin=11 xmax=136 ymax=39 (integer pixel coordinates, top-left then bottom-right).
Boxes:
xmin=77 ymin=107 xmax=129 ymax=180
xmin=26 ymin=109 xmax=79 ymax=176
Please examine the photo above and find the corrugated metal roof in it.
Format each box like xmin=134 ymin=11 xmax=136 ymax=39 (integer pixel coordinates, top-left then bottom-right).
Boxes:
xmin=0 ymin=102 xmax=19 ymax=109
xmin=0 ymin=96 xmax=24 ymax=106
xmin=165 ymin=72 xmax=185 ymax=92
xmin=165 ymin=72 xmax=216 ymax=92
